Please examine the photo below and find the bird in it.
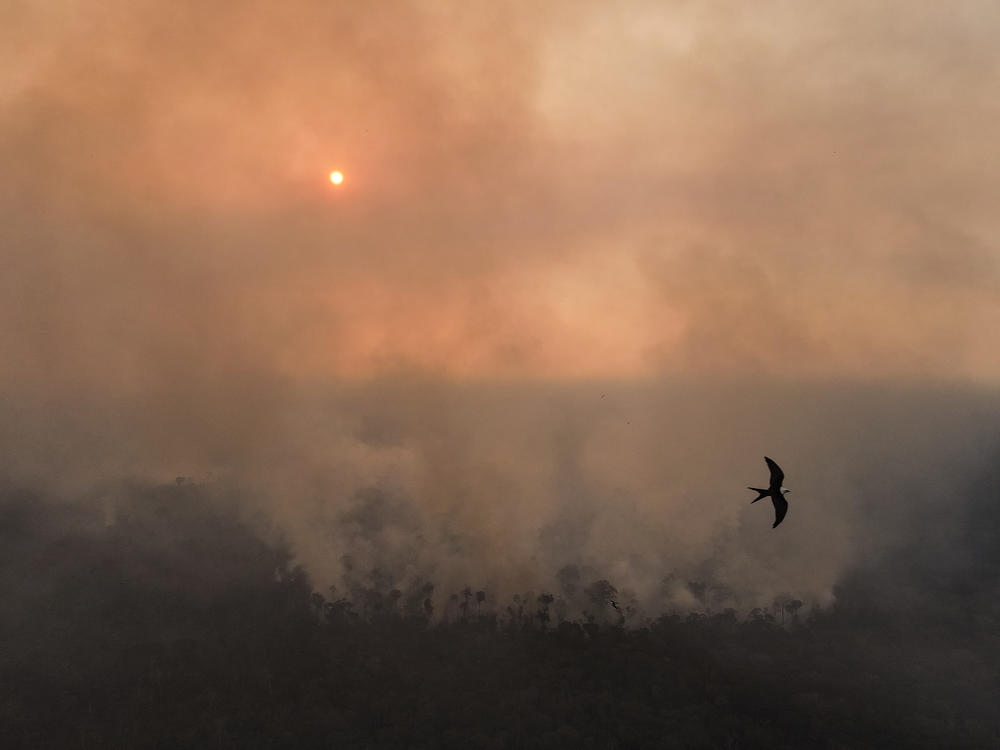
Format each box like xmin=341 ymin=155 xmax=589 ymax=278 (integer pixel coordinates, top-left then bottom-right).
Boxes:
xmin=748 ymin=456 xmax=790 ymax=528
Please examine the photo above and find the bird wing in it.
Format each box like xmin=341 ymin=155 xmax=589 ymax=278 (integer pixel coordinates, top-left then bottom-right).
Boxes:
xmin=764 ymin=456 xmax=784 ymax=491
xmin=771 ymin=495 xmax=788 ymax=528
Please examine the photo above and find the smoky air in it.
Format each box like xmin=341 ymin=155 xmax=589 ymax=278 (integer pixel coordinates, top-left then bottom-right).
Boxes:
xmin=3 ymin=1 xmax=1000 ymax=747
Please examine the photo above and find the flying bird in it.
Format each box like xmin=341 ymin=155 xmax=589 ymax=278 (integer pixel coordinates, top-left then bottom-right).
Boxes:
xmin=748 ymin=456 xmax=790 ymax=528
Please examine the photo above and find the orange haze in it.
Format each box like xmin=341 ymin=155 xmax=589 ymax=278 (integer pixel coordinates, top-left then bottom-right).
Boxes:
xmin=2 ymin=1 xmax=999 ymax=387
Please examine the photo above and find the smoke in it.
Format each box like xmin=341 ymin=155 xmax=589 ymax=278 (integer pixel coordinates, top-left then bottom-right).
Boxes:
xmin=2 ymin=2 xmax=999 ymax=614
xmin=2 ymin=376 xmax=997 ymax=618
xmin=2 ymin=1 xmax=999 ymax=385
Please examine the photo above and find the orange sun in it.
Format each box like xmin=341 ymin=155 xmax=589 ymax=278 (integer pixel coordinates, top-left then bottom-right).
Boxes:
xmin=329 ymin=170 xmax=344 ymax=185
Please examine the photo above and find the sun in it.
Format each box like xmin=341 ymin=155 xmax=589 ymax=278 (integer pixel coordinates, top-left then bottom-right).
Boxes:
xmin=329 ymin=170 xmax=344 ymax=185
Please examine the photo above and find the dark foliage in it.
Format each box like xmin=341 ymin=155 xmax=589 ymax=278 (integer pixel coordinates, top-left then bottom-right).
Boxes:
xmin=2 ymin=480 xmax=998 ymax=749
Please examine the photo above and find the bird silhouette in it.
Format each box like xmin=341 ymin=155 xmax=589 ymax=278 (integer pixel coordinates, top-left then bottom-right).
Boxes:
xmin=748 ymin=456 xmax=790 ymax=528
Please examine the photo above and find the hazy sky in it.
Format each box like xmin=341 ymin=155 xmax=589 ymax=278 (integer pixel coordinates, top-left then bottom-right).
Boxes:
xmin=4 ymin=0 xmax=999 ymax=385
xmin=3 ymin=2 xmax=1000 ymax=608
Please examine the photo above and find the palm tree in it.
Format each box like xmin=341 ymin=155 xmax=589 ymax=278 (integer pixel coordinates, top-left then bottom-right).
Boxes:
xmin=537 ymin=593 xmax=554 ymax=630
xmin=461 ymin=587 xmax=473 ymax=621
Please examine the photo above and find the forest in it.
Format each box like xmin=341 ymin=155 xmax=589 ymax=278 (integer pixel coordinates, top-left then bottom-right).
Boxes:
xmin=2 ymin=473 xmax=998 ymax=750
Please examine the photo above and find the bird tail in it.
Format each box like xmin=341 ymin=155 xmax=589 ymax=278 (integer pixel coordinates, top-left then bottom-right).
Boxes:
xmin=747 ymin=487 xmax=769 ymax=503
